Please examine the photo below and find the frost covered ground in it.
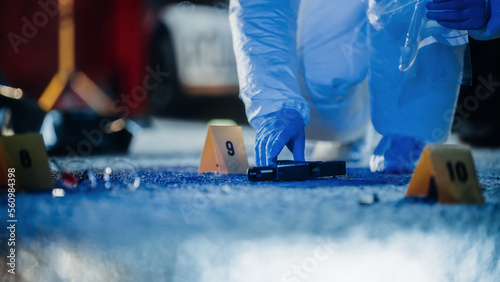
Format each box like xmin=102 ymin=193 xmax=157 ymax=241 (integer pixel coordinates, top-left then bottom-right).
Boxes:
xmin=1 ymin=118 xmax=499 ymax=282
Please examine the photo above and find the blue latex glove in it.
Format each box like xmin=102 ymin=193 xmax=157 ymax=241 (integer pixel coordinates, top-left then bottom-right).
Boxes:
xmin=255 ymin=109 xmax=305 ymax=167
xmin=426 ymin=0 xmax=491 ymax=30
xmin=370 ymin=135 xmax=426 ymax=174
xmin=470 ymin=0 xmax=500 ymax=40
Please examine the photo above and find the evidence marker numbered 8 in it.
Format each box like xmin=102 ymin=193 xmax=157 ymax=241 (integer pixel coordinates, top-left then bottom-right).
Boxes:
xmin=0 ymin=134 xmax=52 ymax=190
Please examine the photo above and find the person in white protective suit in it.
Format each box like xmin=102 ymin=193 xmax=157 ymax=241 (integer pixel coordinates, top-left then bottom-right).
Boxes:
xmin=229 ymin=0 xmax=499 ymax=173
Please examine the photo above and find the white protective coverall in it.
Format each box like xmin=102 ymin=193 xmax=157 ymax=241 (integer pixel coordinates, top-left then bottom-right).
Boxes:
xmin=229 ymin=0 xmax=467 ymax=146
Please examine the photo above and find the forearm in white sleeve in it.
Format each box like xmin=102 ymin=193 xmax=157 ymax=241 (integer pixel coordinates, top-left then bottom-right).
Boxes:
xmin=229 ymin=0 xmax=310 ymax=129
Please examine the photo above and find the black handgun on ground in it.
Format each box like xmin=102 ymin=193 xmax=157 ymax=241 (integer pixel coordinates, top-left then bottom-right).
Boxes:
xmin=247 ymin=161 xmax=346 ymax=182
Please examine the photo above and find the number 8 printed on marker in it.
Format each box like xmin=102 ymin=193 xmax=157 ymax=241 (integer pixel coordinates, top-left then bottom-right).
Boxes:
xmin=226 ymin=141 xmax=235 ymax=156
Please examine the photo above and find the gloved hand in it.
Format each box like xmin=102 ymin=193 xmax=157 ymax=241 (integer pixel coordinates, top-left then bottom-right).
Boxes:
xmin=255 ymin=109 xmax=305 ymax=167
xmin=426 ymin=0 xmax=491 ymax=30
xmin=370 ymin=135 xmax=425 ymax=174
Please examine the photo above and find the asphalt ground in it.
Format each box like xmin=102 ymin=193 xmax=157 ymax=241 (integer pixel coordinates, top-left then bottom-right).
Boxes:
xmin=1 ymin=118 xmax=499 ymax=281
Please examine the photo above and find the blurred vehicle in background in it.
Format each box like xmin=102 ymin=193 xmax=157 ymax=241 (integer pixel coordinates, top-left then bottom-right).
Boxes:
xmin=149 ymin=0 xmax=247 ymax=122
xmin=0 ymin=0 xmax=152 ymax=155
xmin=0 ymin=0 xmax=152 ymax=118
xmin=161 ymin=2 xmax=238 ymax=95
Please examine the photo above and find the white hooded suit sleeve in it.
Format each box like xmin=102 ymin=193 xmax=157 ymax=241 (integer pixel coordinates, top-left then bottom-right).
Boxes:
xmin=229 ymin=0 xmax=310 ymax=129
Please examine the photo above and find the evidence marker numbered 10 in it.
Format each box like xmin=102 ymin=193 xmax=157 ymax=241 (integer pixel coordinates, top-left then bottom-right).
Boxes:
xmin=406 ymin=145 xmax=484 ymax=204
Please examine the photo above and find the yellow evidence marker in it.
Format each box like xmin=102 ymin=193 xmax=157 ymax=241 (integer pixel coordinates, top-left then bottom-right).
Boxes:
xmin=0 ymin=134 xmax=53 ymax=190
xmin=199 ymin=126 xmax=249 ymax=174
xmin=406 ymin=145 xmax=484 ymax=204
